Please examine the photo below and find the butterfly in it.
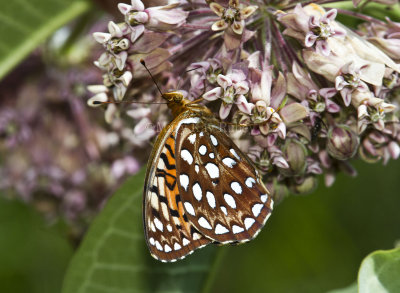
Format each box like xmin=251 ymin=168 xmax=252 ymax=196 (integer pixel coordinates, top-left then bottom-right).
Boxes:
xmin=141 ymin=62 xmax=274 ymax=262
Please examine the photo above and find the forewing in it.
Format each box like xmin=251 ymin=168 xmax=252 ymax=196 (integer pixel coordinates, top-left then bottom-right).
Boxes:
xmin=175 ymin=121 xmax=274 ymax=243
xmin=143 ymin=125 xmax=211 ymax=262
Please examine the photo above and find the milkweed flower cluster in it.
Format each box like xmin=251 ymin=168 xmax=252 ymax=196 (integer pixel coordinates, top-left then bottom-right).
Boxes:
xmin=89 ymin=0 xmax=400 ymax=201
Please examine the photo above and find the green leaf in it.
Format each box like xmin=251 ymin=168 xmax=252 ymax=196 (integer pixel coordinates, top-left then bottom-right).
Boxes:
xmin=0 ymin=195 xmax=73 ymax=293
xmin=62 ymin=168 xmax=220 ymax=293
xmin=358 ymin=247 xmax=400 ymax=293
xmin=0 ymin=0 xmax=91 ymax=80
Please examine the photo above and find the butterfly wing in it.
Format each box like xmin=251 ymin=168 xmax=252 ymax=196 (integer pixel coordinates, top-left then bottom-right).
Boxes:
xmin=175 ymin=119 xmax=274 ymax=244
xmin=143 ymin=119 xmax=211 ymax=262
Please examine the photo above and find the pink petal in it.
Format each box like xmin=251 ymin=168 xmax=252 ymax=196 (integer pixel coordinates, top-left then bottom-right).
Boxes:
xmin=319 ymin=87 xmax=337 ymax=98
xmin=93 ymin=32 xmax=111 ymax=44
xmin=325 ymin=98 xmax=341 ymax=113
xmin=115 ymin=51 xmax=128 ymax=71
xmin=274 ymin=157 xmax=289 ymax=169
xmin=236 ymin=95 xmax=254 ymax=114
xmin=108 ymin=21 xmax=123 ymax=38
xmin=309 ymin=15 xmax=318 ymax=28
xmin=333 ymin=26 xmax=346 ymax=37
xmin=325 ymin=173 xmax=335 ymax=187
xmin=203 ymin=87 xmax=222 ymax=101
xmin=217 ymin=74 xmax=232 ymax=89
xmin=319 ymin=150 xmax=332 ymax=168
xmin=118 ymin=3 xmax=132 ymax=15
xmin=316 ymin=40 xmax=331 ymax=56
xmin=388 ymin=141 xmax=400 ymax=159
xmin=340 ymin=88 xmax=352 ymax=107
xmin=130 ymin=25 xmax=145 ymax=43
xmin=234 ymin=81 xmax=249 ymax=95
xmin=275 ymin=122 xmax=286 ymax=139
xmin=133 ymin=11 xmax=149 ymax=23
xmin=335 ymin=76 xmax=347 ymax=90
xmin=219 ymin=103 xmax=233 ymax=120
xmin=323 ymin=9 xmax=337 ymax=23
xmin=305 ymin=32 xmax=317 ymax=47
xmin=131 ymin=0 xmax=145 ymax=11
xmin=267 ymin=133 xmax=277 ymax=146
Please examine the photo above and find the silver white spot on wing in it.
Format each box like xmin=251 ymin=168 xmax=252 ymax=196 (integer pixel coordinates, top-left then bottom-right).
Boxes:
xmin=180 ymin=174 xmax=189 ymax=191
xmin=220 ymin=206 xmax=228 ymax=215
xmin=232 ymin=225 xmax=244 ymax=234
xmin=230 ymin=181 xmax=242 ymax=194
xmin=198 ymin=216 xmax=212 ymax=230
xmin=150 ymin=222 xmax=156 ymax=232
xmin=245 ymin=177 xmax=256 ymax=188
xmin=244 ymin=218 xmax=255 ymax=230
xmin=182 ymin=238 xmax=190 ymax=246
xmin=192 ymin=182 xmax=203 ymax=201
xmin=164 ymin=244 xmax=172 ymax=252
xmin=230 ymin=148 xmax=241 ymax=160
xmin=222 ymin=157 xmax=236 ymax=168
xmin=149 ymin=237 xmax=155 ymax=246
xmin=154 ymin=217 xmax=163 ymax=231
xmin=200 ymin=132 xmax=204 ymax=137
xmin=188 ymin=133 xmax=196 ymax=144
xmin=176 ymin=117 xmax=200 ymax=130
xmin=206 ymin=191 xmax=216 ymax=208
xmin=155 ymin=241 xmax=163 ymax=251
xmin=199 ymin=145 xmax=207 ymax=155
xmin=224 ymin=193 xmax=236 ymax=209
xmin=184 ymin=202 xmax=196 ymax=216
xmin=167 ymin=224 xmax=172 ymax=232
xmin=174 ymin=242 xmax=181 ymax=250
xmin=195 ymin=164 xmax=199 ymax=173
xmin=215 ymin=223 xmax=229 ymax=234
xmin=209 ymin=152 xmax=215 ymax=159
xmin=181 ymin=149 xmax=193 ymax=165
xmin=210 ymin=134 xmax=218 ymax=146
xmin=260 ymin=194 xmax=268 ymax=203
xmin=193 ymin=233 xmax=202 ymax=240
xmin=252 ymin=203 xmax=264 ymax=217
xmin=205 ymin=162 xmax=219 ymax=179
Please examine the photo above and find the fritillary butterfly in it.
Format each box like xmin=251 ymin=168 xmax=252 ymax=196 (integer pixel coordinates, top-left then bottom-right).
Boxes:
xmin=141 ymin=61 xmax=273 ymax=262
xmin=143 ymin=91 xmax=274 ymax=262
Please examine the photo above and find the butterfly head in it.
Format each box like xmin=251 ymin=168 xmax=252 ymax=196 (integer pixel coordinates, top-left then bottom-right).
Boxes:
xmin=162 ymin=91 xmax=184 ymax=104
xmin=162 ymin=91 xmax=193 ymax=117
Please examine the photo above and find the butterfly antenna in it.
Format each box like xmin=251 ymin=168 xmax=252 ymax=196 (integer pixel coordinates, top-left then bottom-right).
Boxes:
xmin=140 ymin=59 xmax=164 ymax=97
xmin=175 ymin=66 xmax=202 ymax=91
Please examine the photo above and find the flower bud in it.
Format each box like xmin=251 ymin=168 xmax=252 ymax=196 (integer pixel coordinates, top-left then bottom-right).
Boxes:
xmin=326 ymin=125 xmax=359 ymax=160
xmin=280 ymin=139 xmax=307 ymax=176
xmin=290 ymin=176 xmax=318 ymax=195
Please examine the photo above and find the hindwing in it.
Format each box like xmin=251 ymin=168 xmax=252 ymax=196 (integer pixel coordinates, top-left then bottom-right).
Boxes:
xmin=175 ymin=116 xmax=274 ymax=244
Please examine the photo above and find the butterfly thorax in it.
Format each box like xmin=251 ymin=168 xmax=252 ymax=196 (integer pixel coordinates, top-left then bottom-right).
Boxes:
xmin=163 ymin=91 xmax=214 ymax=119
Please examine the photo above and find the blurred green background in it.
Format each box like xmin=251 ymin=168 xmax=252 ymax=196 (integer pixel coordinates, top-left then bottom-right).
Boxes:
xmin=1 ymin=159 xmax=399 ymax=292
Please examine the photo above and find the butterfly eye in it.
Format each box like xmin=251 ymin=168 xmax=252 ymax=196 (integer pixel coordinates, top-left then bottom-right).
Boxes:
xmin=173 ymin=93 xmax=183 ymax=103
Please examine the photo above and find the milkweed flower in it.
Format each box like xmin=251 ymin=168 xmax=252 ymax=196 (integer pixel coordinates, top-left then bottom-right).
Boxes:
xmin=88 ymin=0 xmax=400 ymax=200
